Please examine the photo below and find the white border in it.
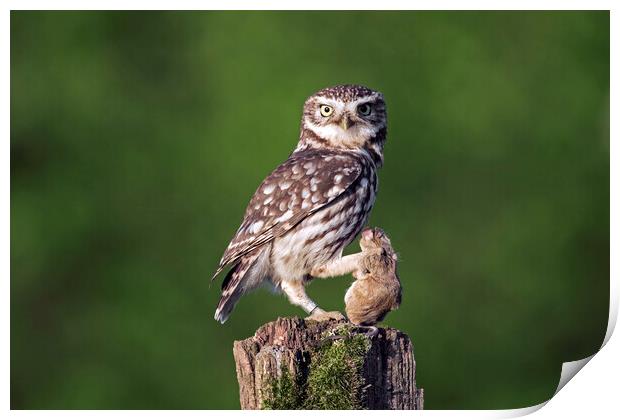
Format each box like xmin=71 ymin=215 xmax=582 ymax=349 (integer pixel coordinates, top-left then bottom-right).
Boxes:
xmin=3 ymin=2 xmax=616 ymax=418
xmin=0 ymin=0 xmax=617 ymax=10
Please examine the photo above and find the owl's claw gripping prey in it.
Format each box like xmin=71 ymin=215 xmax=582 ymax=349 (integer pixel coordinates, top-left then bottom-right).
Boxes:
xmin=305 ymin=309 xmax=346 ymax=322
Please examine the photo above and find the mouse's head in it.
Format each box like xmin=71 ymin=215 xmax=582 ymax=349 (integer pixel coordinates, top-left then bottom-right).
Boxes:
xmin=360 ymin=227 xmax=395 ymax=258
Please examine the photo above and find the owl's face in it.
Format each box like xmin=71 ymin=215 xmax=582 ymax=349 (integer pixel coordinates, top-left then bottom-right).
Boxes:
xmin=299 ymin=85 xmax=387 ymax=162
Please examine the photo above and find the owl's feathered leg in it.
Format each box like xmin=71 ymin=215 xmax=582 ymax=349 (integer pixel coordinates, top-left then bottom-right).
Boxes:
xmin=280 ymin=279 xmax=345 ymax=321
xmin=280 ymin=279 xmax=320 ymax=314
xmin=310 ymin=253 xmax=364 ymax=279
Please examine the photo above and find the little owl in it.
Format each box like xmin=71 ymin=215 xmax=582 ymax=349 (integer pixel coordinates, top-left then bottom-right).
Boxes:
xmin=212 ymin=84 xmax=388 ymax=323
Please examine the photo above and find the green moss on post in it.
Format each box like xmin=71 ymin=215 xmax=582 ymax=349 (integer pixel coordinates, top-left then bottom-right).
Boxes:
xmin=233 ymin=317 xmax=423 ymax=410
xmin=262 ymin=367 xmax=305 ymax=409
xmin=262 ymin=328 xmax=370 ymax=410
xmin=304 ymin=331 xmax=370 ymax=409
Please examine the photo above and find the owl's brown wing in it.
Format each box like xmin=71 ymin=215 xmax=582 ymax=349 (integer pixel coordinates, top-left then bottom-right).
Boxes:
xmin=212 ymin=149 xmax=365 ymax=280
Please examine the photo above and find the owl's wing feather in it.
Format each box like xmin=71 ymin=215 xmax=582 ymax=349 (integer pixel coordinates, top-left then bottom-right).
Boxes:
xmin=212 ymin=150 xmax=363 ymax=280
xmin=214 ymin=247 xmax=263 ymax=323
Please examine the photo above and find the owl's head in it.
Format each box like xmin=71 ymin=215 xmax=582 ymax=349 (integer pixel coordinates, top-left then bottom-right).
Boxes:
xmin=298 ymin=85 xmax=387 ymax=165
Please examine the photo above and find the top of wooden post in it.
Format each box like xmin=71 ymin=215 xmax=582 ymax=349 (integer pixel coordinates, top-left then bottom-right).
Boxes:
xmin=232 ymin=317 xmax=424 ymax=410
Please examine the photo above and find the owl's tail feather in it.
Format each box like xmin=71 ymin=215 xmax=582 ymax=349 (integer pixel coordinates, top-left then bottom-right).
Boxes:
xmin=214 ymin=283 xmax=242 ymax=324
xmin=214 ymin=250 xmax=262 ymax=324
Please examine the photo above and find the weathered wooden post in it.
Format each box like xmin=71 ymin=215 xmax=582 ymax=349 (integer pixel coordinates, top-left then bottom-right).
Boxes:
xmin=233 ymin=317 xmax=424 ymax=410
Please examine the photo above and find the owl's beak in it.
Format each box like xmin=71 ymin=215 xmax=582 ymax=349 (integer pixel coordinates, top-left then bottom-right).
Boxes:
xmin=340 ymin=116 xmax=354 ymax=130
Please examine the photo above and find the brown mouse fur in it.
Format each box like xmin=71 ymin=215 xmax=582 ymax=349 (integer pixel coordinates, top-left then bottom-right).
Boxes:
xmin=345 ymin=227 xmax=402 ymax=326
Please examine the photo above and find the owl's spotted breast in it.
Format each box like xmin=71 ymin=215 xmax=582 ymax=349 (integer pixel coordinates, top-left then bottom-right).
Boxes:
xmin=270 ymin=161 xmax=377 ymax=283
xmin=213 ymin=149 xmax=374 ymax=279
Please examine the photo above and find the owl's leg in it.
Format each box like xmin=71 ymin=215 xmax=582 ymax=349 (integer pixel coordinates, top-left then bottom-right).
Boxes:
xmin=310 ymin=253 xmax=363 ymax=279
xmin=280 ymin=278 xmax=321 ymax=314
xmin=280 ymin=279 xmax=345 ymax=321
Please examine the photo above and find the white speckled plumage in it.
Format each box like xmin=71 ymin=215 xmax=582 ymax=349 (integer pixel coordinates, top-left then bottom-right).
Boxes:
xmin=213 ymin=85 xmax=387 ymax=323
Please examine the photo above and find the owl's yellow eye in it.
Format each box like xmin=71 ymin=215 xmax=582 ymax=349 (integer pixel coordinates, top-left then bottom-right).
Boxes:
xmin=319 ymin=105 xmax=334 ymax=117
xmin=357 ymin=103 xmax=372 ymax=116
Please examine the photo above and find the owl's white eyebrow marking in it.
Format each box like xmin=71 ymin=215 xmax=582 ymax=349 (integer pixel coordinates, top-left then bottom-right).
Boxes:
xmin=312 ymin=93 xmax=381 ymax=111
xmin=312 ymin=96 xmax=345 ymax=110
xmin=346 ymin=94 xmax=381 ymax=108
xmin=263 ymin=184 xmax=276 ymax=194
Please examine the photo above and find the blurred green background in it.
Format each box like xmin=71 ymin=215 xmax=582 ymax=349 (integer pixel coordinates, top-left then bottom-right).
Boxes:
xmin=11 ymin=11 xmax=609 ymax=409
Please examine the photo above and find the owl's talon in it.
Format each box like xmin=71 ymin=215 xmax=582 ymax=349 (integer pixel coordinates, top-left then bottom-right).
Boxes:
xmin=305 ymin=309 xmax=346 ymax=322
